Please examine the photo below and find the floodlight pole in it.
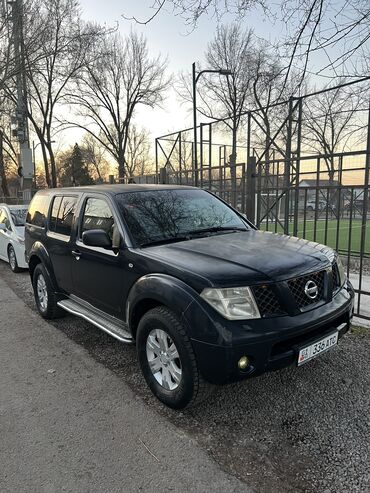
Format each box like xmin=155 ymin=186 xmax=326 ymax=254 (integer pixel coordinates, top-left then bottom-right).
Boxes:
xmin=192 ymin=63 xmax=232 ymax=187
xmin=8 ymin=0 xmax=33 ymax=198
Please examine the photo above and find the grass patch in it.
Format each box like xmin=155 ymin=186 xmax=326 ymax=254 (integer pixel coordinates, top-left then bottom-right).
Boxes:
xmin=350 ymin=325 xmax=370 ymax=336
xmin=259 ymin=218 xmax=370 ymax=256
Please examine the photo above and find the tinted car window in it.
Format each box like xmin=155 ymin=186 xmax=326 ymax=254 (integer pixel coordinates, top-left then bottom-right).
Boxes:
xmin=116 ymin=189 xmax=248 ymax=246
xmin=49 ymin=196 xmax=63 ymax=232
xmin=26 ymin=194 xmax=51 ymax=228
xmin=10 ymin=208 xmax=27 ymax=226
xmin=54 ymin=196 xmax=77 ymax=237
xmin=81 ymin=198 xmax=114 ymax=240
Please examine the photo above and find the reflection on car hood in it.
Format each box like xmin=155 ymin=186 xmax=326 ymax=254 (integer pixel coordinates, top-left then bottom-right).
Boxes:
xmin=143 ymin=230 xmax=333 ymax=287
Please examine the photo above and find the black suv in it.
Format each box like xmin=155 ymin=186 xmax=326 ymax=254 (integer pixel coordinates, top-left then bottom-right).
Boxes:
xmin=25 ymin=185 xmax=354 ymax=408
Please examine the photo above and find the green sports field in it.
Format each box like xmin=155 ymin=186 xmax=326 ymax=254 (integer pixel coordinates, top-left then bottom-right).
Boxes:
xmin=259 ymin=219 xmax=370 ymax=256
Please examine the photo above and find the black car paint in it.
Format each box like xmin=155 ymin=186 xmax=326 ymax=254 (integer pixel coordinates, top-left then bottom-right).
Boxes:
xmin=25 ymin=185 xmax=354 ymax=385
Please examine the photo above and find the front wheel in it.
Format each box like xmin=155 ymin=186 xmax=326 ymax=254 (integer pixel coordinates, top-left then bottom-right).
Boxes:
xmin=136 ymin=306 xmax=213 ymax=409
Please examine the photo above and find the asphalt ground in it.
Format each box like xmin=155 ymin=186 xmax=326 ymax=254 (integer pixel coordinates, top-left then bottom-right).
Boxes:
xmin=0 ymin=261 xmax=369 ymax=493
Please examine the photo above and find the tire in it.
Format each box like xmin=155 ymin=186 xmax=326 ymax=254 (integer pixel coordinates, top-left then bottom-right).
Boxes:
xmin=136 ymin=306 xmax=213 ymax=409
xmin=8 ymin=245 xmax=21 ymax=273
xmin=32 ymin=263 xmax=65 ymax=319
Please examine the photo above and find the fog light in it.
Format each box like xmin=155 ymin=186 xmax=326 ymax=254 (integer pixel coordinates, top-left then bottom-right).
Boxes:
xmin=238 ymin=356 xmax=249 ymax=370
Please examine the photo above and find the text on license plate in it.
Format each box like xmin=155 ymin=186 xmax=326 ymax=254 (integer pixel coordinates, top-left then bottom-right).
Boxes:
xmin=298 ymin=331 xmax=338 ymax=366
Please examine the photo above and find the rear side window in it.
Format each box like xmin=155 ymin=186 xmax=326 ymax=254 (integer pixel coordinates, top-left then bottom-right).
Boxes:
xmin=26 ymin=194 xmax=51 ymax=228
xmin=49 ymin=196 xmax=63 ymax=232
xmin=52 ymin=196 xmax=77 ymax=238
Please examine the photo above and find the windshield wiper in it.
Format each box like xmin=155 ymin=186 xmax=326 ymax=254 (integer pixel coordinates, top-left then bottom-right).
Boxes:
xmin=184 ymin=226 xmax=248 ymax=237
xmin=140 ymin=227 xmax=248 ymax=247
xmin=140 ymin=235 xmax=190 ymax=248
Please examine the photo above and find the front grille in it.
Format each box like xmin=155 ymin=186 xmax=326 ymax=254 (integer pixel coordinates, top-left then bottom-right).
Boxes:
xmin=253 ymin=285 xmax=285 ymax=318
xmin=287 ymin=270 xmax=325 ymax=309
xmin=332 ymin=262 xmax=341 ymax=291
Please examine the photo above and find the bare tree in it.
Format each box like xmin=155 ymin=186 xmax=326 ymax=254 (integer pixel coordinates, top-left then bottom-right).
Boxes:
xmin=178 ymin=24 xmax=255 ymax=198
xmin=303 ymin=82 xmax=367 ymax=182
xmin=0 ymin=95 xmax=19 ymax=197
xmin=16 ymin=0 xmax=105 ymax=187
xmin=125 ymin=125 xmax=153 ymax=178
xmin=123 ymin=0 xmax=266 ymax=27
xmin=81 ymin=133 xmax=110 ymax=182
xmin=125 ymin=1 xmax=370 ymax=78
xmin=67 ymin=31 xmax=169 ymax=182
xmin=249 ymin=40 xmax=302 ymax=167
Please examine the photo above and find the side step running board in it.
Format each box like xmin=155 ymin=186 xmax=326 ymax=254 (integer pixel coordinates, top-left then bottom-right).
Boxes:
xmin=57 ymin=298 xmax=133 ymax=344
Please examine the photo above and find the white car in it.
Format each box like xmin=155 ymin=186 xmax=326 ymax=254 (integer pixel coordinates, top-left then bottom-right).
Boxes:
xmin=0 ymin=204 xmax=28 ymax=272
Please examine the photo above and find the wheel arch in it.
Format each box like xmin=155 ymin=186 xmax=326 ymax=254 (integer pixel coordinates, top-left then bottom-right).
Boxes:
xmin=27 ymin=242 xmax=58 ymax=290
xmin=126 ymin=274 xmax=200 ymax=340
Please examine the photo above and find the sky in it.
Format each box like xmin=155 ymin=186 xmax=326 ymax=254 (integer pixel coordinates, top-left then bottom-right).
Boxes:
xmin=76 ymin=0 xmax=275 ymax=139
xmin=55 ymin=0 xmax=365 ymax=165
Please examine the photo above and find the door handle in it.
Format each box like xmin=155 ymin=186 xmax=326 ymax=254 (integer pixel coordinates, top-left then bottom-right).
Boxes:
xmin=71 ymin=250 xmax=82 ymax=260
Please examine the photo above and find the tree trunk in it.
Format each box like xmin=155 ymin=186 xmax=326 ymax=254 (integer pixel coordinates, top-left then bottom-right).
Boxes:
xmin=327 ymin=158 xmax=338 ymax=219
xmin=49 ymin=148 xmax=57 ymax=188
xmin=40 ymin=142 xmax=51 ymax=188
xmin=0 ymin=131 xmax=10 ymax=197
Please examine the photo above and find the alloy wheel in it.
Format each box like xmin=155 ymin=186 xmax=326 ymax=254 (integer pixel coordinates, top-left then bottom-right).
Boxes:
xmin=8 ymin=247 xmax=16 ymax=270
xmin=146 ymin=328 xmax=182 ymax=390
xmin=37 ymin=274 xmax=48 ymax=312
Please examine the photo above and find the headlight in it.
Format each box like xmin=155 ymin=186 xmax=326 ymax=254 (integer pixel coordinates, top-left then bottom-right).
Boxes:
xmin=336 ymin=255 xmax=346 ymax=286
xmin=17 ymin=237 xmax=25 ymax=245
xmin=200 ymin=286 xmax=260 ymax=320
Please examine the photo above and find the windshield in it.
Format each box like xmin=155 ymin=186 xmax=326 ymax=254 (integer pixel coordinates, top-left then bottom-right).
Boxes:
xmin=10 ymin=208 xmax=27 ymax=226
xmin=116 ymin=189 xmax=248 ymax=246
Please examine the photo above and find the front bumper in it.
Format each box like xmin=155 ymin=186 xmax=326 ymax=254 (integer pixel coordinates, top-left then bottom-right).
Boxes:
xmin=186 ymin=281 xmax=354 ymax=385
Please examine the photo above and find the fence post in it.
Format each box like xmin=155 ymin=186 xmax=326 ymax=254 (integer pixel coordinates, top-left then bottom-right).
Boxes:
xmin=357 ymin=100 xmax=370 ymax=315
xmin=246 ymin=156 xmax=256 ymax=222
xmin=284 ymin=97 xmax=294 ymax=234
xmin=159 ymin=167 xmax=168 ymax=184
xmin=155 ymin=138 xmax=159 ymax=184
xmin=293 ymin=97 xmax=302 ymax=237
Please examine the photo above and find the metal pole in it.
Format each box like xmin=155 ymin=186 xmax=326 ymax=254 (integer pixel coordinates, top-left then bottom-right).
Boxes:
xmin=178 ymin=131 xmax=182 ymax=185
xmin=200 ymin=123 xmax=204 ymax=188
xmin=11 ymin=0 xmax=33 ymax=195
xmin=155 ymin=138 xmax=159 ymax=184
xmin=357 ymin=100 xmax=370 ymax=315
xmin=293 ymin=97 xmax=302 ymax=236
xmin=284 ymin=97 xmax=294 ymax=234
xmin=208 ymin=123 xmax=212 ymax=188
xmin=32 ymin=140 xmax=36 ymax=189
xmin=192 ymin=62 xmax=198 ymax=187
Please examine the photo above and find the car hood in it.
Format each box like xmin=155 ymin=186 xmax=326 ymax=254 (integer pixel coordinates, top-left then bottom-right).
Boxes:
xmin=143 ymin=230 xmax=333 ymax=288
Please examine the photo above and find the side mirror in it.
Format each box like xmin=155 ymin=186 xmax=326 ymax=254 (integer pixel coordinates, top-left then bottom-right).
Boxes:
xmin=0 ymin=223 xmax=5 ymax=231
xmin=82 ymin=229 xmax=112 ymax=250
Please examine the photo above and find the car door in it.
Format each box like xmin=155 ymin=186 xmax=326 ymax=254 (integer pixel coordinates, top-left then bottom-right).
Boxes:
xmin=47 ymin=194 xmax=78 ymax=294
xmin=70 ymin=195 xmax=125 ymax=318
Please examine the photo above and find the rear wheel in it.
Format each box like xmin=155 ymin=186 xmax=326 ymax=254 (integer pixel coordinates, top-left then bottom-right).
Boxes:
xmin=32 ymin=263 xmax=65 ymax=319
xmin=136 ymin=306 xmax=213 ymax=409
xmin=8 ymin=245 xmax=21 ymax=273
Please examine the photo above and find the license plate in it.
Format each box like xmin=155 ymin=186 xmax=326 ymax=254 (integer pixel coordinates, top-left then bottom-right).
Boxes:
xmin=297 ymin=331 xmax=338 ymax=366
